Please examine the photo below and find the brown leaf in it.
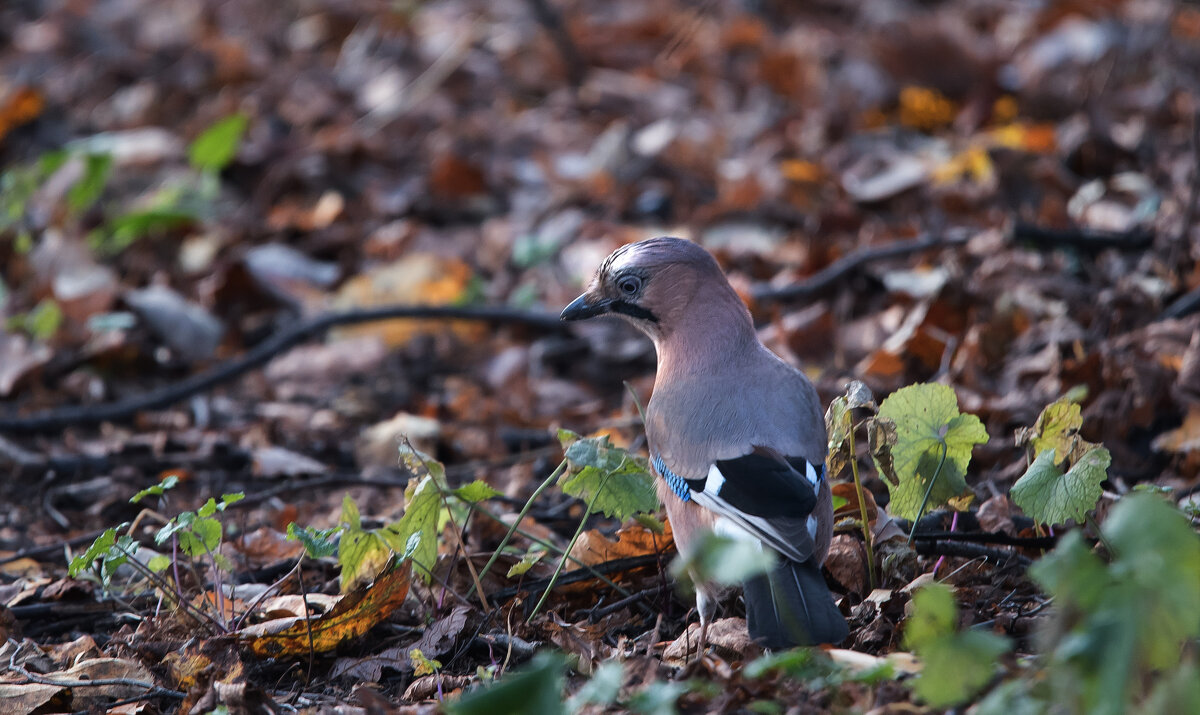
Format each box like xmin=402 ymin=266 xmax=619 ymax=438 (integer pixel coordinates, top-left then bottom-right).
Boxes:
xmin=566 ymin=520 xmax=674 ymax=569
xmin=825 ymin=534 xmax=869 ymax=596
xmin=832 ymin=482 xmax=879 ymax=524
xmin=662 ymin=618 xmax=759 ymax=665
xmin=409 ymin=605 xmax=473 ymax=661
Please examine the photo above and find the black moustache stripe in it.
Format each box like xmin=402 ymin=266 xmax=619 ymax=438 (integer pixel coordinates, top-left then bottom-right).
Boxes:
xmin=610 ymin=300 xmax=659 ymax=323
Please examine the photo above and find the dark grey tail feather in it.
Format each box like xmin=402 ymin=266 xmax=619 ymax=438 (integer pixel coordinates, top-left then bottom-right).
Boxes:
xmin=743 ymin=559 xmax=848 ymax=648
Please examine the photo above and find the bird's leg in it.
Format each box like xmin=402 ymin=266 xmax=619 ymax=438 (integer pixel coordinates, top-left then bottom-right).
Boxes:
xmin=692 ymin=587 xmax=715 ymax=662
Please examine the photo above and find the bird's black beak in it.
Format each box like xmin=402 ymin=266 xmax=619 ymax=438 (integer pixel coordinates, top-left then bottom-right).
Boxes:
xmin=560 ymin=293 xmax=610 ymax=321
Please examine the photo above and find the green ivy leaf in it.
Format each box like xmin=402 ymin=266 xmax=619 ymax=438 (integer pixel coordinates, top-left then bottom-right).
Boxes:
xmin=454 ymin=480 xmax=502 ymax=503
xmin=873 ymin=383 xmax=988 ymax=520
xmin=188 ymin=114 xmax=248 ymax=172
xmin=1010 ymin=447 xmax=1108 ymax=527
xmin=904 ymin=583 xmax=1010 ymax=707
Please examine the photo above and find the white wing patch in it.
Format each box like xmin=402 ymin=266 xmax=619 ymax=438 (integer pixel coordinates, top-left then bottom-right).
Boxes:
xmin=704 ymin=463 xmax=727 ymax=495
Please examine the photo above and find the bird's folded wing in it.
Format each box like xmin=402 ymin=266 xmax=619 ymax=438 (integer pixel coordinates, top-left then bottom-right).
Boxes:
xmin=654 ymin=450 xmax=822 ymax=563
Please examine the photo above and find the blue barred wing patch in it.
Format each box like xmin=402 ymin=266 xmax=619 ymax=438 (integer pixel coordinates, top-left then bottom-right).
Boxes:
xmin=652 ymin=454 xmax=691 ymax=502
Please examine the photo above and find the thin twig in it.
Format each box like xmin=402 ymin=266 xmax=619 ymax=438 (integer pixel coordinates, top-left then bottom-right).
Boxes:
xmin=913 ymin=541 xmax=1031 ymax=568
xmin=751 ymin=230 xmax=972 ymax=303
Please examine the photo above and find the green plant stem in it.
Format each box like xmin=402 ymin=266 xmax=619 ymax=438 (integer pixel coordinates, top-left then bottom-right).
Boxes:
xmin=469 ymin=459 xmax=566 ymax=598
xmin=1086 ymin=512 xmax=1117 ymax=558
xmin=908 ymin=443 xmax=949 ymax=545
xmin=848 ymin=419 xmax=877 ymax=590
xmin=464 ymin=500 xmax=634 ymax=601
xmin=527 ymin=481 xmax=607 ymax=622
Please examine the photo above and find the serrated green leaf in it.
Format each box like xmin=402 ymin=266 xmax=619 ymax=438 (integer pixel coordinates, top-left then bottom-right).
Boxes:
xmin=506 ymin=546 xmax=546 ymax=578
xmin=560 ymin=436 xmax=658 ymax=520
xmin=905 ymin=583 xmax=1009 ymax=707
xmin=68 ymin=527 xmax=118 ymax=577
xmin=197 ymin=498 xmax=218 ymax=518
xmin=188 ymin=114 xmax=248 ymax=172
xmin=178 ymin=517 xmax=221 ymax=556
xmin=220 ymin=493 xmax=244 ymax=508
xmin=147 ymin=554 xmax=171 ymax=573
xmin=1030 ymin=494 xmax=1200 ymax=714
xmin=287 ymin=522 xmax=341 ymax=559
xmin=130 ymin=475 xmax=180 ymax=503
xmin=454 ymin=480 xmax=502 ymax=503
xmin=873 ymin=383 xmax=988 ymax=520
xmin=634 ymin=513 xmax=665 ymax=535
xmin=447 ymin=652 xmax=566 ymax=715
xmin=1011 ymin=447 xmax=1108 ymax=527
xmin=379 ymin=475 xmax=442 ymax=583
xmin=671 ymin=531 xmax=775 ymax=588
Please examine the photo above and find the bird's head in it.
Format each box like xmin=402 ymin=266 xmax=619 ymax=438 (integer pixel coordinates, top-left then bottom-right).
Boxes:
xmin=560 ymin=237 xmax=736 ymax=339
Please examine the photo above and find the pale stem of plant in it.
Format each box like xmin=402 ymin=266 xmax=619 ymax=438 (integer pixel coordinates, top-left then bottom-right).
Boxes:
xmin=908 ymin=442 xmax=949 ymax=545
xmin=469 ymin=459 xmax=566 ymax=596
xmin=464 ymin=501 xmax=635 ymax=601
xmin=527 ymin=472 xmax=613 ymax=622
xmin=111 ymin=542 xmax=224 ymax=632
xmin=1085 ymin=513 xmax=1117 ymax=558
xmin=849 ymin=417 xmax=877 ymax=590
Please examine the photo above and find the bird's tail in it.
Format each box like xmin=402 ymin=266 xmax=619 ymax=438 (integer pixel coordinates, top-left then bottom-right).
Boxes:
xmin=743 ymin=558 xmax=848 ymax=648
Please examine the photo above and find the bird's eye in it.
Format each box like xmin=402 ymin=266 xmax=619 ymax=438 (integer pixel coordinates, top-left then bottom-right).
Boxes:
xmin=617 ymin=276 xmax=641 ymax=295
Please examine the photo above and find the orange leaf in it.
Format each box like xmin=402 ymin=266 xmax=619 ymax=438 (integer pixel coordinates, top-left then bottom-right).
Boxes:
xmin=241 ymin=560 xmax=411 ymax=658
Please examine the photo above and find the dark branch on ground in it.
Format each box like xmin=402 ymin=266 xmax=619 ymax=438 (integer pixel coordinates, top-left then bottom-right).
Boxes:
xmin=0 ymin=305 xmax=565 ymax=434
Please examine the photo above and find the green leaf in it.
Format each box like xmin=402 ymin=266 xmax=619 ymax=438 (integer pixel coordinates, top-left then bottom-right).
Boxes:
xmin=188 ymin=114 xmax=248 ymax=172
xmin=670 ymin=531 xmax=775 ymax=589
xmin=197 ymin=498 xmax=219 ymax=518
xmin=454 ymin=480 xmax=502 ymax=503
xmin=379 ymin=475 xmax=442 ymax=583
xmin=24 ymin=298 xmax=62 ymax=340
xmin=559 ymin=436 xmax=658 ymax=520
xmin=68 ymin=527 xmax=118 ymax=577
xmin=287 ymin=522 xmax=341 ymax=559
xmin=1029 ymin=398 xmax=1083 ymax=465
xmin=398 ymin=443 xmax=446 ymax=483
xmin=178 ymin=517 xmax=221 ymax=556
xmin=147 ymin=554 xmax=172 ymax=573
xmin=1010 ymin=447 xmax=1108 ymax=527
xmin=1030 ymin=494 xmax=1200 ymax=714
xmin=628 ymin=680 xmax=688 ymax=715
xmin=337 ymin=528 xmax=392 ymax=592
xmin=341 ymin=493 xmax=361 ymax=530
xmin=67 ymin=153 xmax=111 ymax=213
xmin=130 ymin=474 xmax=180 ymax=503
xmin=447 ymin=652 xmax=566 ymax=715
xmin=873 ymin=383 xmax=988 ymax=520
xmin=506 ymin=546 xmax=546 ymax=578
xmin=410 ymin=648 xmax=442 ymax=676
xmin=904 ymin=583 xmax=1010 ymax=707
xmin=567 ymin=660 xmax=623 ymax=711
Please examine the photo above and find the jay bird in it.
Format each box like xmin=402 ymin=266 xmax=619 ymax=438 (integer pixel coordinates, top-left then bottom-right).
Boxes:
xmin=561 ymin=237 xmax=848 ymax=648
